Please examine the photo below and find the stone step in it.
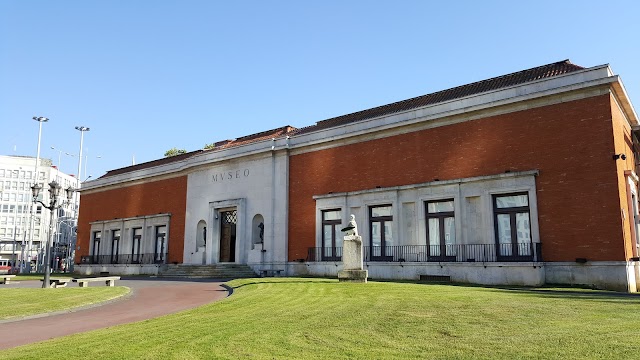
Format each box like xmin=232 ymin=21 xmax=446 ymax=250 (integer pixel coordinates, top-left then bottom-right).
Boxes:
xmin=158 ymin=264 xmax=257 ymax=279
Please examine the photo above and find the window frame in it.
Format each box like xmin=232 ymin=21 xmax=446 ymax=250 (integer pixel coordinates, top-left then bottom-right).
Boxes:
xmin=111 ymin=229 xmax=120 ymax=264
xmin=321 ymin=209 xmax=342 ymax=261
xmin=92 ymin=231 xmax=101 ymax=260
xmin=132 ymin=227 xmax=142 ymax=263
xmin=492 ymin=192 xmax=533 ymax=261
xmin=369 ymin=204 xmax=394 ymax=261
xmin=154 ymin=225 xmax=166 ymax=263
xmin=425 ymin=199 xmax=456 ymax=262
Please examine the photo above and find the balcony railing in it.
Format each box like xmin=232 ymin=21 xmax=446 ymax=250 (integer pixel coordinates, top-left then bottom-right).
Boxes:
xmin=80 ymin=253 xmax=168 ymax=265
xmin=307 ymin=243 xmax=542 ymax=263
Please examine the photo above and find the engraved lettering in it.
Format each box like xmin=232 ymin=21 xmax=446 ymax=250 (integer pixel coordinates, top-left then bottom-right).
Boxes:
xmin=210 ymin=168 xmax=251 ymax=183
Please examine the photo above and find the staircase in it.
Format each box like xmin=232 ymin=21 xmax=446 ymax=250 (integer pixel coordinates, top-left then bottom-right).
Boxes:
xmin=159 ymin=264 xmax=257 ymax=279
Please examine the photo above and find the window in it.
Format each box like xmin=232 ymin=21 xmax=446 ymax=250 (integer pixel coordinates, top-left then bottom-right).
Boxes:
xmin=155 ymin=225 xmax=167 ymax=263
xmin=38 ymin=172 xmax=45 ymax=180
xmin=11 ymin=181 xmax=17 ymax=190
xmin=11 ymin=170 xmax=18 ymax=178
xmin=426 ymin=200 xmax=456 ymax=260
xmin=2 ymin=193 xmax=8 ymax=201
xmin=0 ymin=170 xmax=4 ymax=177
xmin=132 ymin=228 xmax=142 ymax=263
xmin=369 ymin=205 xmax=393 ymax=260
xmin=36 ymin=206 xmax=42 ymax=214
xmin=92 ymin=231 xmax=101 ymax=260
xmin=321 ymin=209 xmax=342 ymax=261
xmin=493 ymin=193 xmax=532 ymax=261
xmin=111 ymin=230 xmax=120 ymax=263
xmin=26 ymin=171 xmax=32 ymax=180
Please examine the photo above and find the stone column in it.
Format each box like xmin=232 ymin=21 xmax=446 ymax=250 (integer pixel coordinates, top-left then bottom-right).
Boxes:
xmin=337 ymin=235 xmax=368 ymax=283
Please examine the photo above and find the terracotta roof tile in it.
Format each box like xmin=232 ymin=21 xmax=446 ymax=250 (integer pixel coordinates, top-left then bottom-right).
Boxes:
xmin=98 ymin=126 xmax=297 ymax=179
xmin=296 ymin=60 xmax=584 ymax=134
xmin=99 ymin=150 xmax=203 ymax=179
xmin=98 ymin=60 xmax=584 ymax=179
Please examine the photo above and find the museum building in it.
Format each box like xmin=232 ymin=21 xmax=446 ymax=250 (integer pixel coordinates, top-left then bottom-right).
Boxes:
xmin=75 ymin=60 xmax=640 ymax=291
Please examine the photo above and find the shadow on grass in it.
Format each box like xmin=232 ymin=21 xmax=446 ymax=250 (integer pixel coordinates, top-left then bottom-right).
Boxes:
xmin=398 ymin=280 xmax=640 ymax=303
xmin=229 ymin=278 xmax=337 ymax=290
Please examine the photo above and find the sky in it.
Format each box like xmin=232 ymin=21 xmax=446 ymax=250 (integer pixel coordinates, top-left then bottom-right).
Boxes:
xmin=1 ymin=1 xmax=639 ymax=180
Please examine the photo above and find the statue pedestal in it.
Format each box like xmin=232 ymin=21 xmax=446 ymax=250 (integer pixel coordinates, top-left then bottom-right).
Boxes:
xmin=338 ymin=235 xmax=368 ymax=283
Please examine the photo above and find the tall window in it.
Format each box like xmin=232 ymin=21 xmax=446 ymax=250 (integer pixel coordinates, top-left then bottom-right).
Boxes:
xmin=426 ymin=200 xmax=456 ymax=261
xmin=132 ymin=228 xmax=142 ymax=263
xmin=92 ymin=231 xmax=101 ymax=260
xmin=322 ymin=209 xmax=342 ymax=261
xmin=369 ymin=205 xmax=393 ymax=260
xmin=155 ymin=225 xmax=167 ymax=263
xmin=493 ymin=193 xmax=532 ymax=260
xmin=111 ymin=230 xmax=120 ymax=263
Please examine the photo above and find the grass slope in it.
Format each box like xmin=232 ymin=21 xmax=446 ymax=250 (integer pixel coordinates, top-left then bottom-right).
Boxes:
xmin=0 ymin=287 xmax=129 ymax=320
xmin=4 ymin=278 xmax=640 ymax=359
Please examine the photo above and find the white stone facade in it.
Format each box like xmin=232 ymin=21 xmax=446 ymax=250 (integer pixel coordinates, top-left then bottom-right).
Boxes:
xmin=184 ymin=152 xmax=289 ymax=269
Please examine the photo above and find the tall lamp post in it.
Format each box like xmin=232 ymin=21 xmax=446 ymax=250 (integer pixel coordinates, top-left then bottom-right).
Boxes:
xmin=25 ymin=116 xmax=49 ymax=273
xmin=32 ymin=181 xmax=74 ymax=288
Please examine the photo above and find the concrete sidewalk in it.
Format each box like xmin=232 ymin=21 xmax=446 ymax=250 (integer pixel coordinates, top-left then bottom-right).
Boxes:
xmin=0 ymin=278 xmax=229 ymax=350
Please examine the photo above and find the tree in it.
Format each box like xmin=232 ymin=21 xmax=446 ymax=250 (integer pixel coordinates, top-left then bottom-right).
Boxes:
xmin=164 ymin=148 xmax=187 ymax=157
xmin=203 ymin=143 xmax=216 ymax=150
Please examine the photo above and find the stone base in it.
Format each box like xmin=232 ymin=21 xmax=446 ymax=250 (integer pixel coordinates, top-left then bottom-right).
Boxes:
xmin=338 ymin=269 xmax=369 ymax=283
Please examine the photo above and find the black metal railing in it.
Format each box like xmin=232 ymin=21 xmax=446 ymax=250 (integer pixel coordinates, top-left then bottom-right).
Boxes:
xmin=80 ymin=253 xmax=168 ymax=265
xmin=307 ymin=243 xmax=542 ymax=263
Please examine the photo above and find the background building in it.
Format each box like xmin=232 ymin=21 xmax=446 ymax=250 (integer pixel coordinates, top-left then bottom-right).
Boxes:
xmin=0 ymin=155 xmax=78 ymax=272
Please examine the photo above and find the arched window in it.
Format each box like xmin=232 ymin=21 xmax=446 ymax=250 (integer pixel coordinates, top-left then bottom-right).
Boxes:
xmin=196 ymin=220 xmax=207 ymax=251
xmin=252 ymin=214 xmax=264 ymax=249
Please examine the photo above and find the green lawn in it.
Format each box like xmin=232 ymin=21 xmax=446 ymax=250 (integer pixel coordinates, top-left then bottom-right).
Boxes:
xmin=4 ymin=278 xmax=640 ymax=359
xmin=9 ymin=273 xmax=73 ymax=281
xmin=0 ymin=287 xmax=129 ymax=320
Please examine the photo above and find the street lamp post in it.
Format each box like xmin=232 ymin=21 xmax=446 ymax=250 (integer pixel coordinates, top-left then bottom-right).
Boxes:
xmin=74 ymin=126 xmax=89 ymax=217
xmin=25 ymin=116 xmax=49 ymax=273
xmin=32 ymin=181 xmax=74 ymax=288
xmin=50 ymin=146 xmax=75 ymax=178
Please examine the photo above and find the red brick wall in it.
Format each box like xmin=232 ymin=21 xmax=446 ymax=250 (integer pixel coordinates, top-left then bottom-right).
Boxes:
xmin=288 ymin=94 xmax=626 ymax=262
xmin=76 ymin=176 xmax=188 ymax=264
xmin=610 ymin=93 xmax=638 ymax=259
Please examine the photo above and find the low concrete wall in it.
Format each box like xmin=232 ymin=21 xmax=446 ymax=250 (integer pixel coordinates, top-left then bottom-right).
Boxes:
xmin=293 ymin=261 xmax=545 ymax=287
xmin=545 ymin=261 xmax=637 ymax=292
xmin=75 ymin=264 xmax=161 ymax=276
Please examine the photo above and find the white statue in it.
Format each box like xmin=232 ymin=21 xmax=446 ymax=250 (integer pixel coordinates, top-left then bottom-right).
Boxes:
xmin=341 ymin=214 xmax=358 ymax=237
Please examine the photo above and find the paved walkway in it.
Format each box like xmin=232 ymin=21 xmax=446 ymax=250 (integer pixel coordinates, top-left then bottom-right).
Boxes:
xmin=0 ymin=278 xmax=229 ymax=350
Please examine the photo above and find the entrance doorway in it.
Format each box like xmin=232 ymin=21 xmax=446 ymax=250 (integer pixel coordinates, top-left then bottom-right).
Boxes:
xmin=219 ymin=210 xmax=237 ymax=262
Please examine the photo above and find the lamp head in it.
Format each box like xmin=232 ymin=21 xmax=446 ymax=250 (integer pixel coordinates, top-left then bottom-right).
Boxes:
xmin=48 ymin=181 xmax=61 ymax=198
xmin=65 ymin=186 xmax=75 ymax=201
xmin=31 ymin=183 xmax=42 ymax=199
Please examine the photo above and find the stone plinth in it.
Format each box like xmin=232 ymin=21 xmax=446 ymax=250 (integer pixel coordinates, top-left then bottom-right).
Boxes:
xmin=338 ymin=235 xmax=368 ymax=283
